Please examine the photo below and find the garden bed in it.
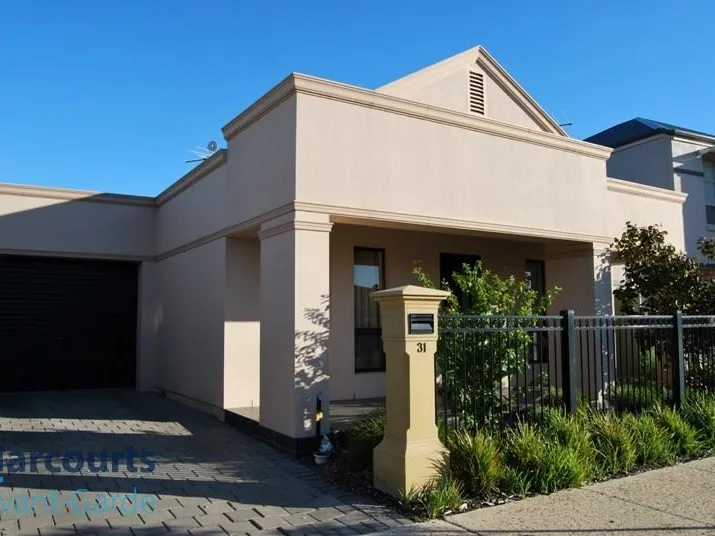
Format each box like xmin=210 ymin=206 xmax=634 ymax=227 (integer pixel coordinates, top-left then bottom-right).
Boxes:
xmin=312 ymin=394 xmax=715 ymax=521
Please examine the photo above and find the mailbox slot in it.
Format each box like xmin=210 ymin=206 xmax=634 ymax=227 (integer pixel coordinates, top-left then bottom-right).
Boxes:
xmin=408 ymin=313 xmax=434 ymax=334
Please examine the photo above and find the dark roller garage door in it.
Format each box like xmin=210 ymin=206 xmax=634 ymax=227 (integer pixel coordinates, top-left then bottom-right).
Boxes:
xmin=0 ymin=255 xmax=138 ymax=392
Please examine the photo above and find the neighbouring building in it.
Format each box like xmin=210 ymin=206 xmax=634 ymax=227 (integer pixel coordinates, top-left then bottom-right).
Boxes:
xmin=0 ymin=46 xmax=687 ymax=451
xmin=586 ymin=118 xmax=715 ymax=266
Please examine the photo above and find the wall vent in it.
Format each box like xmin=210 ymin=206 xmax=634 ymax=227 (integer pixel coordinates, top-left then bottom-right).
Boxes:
xmin=468 ymin=71 xmax=485 ymax=115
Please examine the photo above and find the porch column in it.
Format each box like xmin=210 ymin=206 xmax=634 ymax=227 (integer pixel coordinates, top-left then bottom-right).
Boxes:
xmin=546 ymin=242 xmax=612 ymax=315
xmin=258 ymin=211 xmax=332 ymax=442
xmin=546 ymin=242 xmax=613 ymax=405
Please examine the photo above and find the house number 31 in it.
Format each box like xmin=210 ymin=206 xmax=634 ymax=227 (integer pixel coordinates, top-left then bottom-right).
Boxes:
xmin=416 ymin=342 xmax=427 ymax=353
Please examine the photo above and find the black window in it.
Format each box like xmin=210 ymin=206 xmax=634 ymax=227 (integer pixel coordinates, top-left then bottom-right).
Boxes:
xmin=706 ymin=205 xmax=715 ymax=225
xmin=525 ymin=259 xmax=546 ymax=299
xmin=354 ymin=248 xmax=385 ymax=372
xmin=439 ymin=253 xmax=481 ymax=309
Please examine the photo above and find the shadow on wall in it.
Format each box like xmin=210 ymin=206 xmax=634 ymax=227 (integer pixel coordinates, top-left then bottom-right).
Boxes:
xmin=0 ymin=192 xmax=155 ymax=259
xmin=594 ymin=248 xmax=613 ymax=316
xmin=295 ymin=294 xmax=331 ymax=438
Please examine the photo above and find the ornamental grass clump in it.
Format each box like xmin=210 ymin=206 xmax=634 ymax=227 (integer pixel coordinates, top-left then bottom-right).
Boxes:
xmin=654 ymin=405 xmax=702 ymax=457
xmin=588 ymin=412 xmax=636 ymax=476
xmin=446 ymin=429 xmax=502 ymax=497
xmin=682 ymin=393 xmax=715 ymax=452
xmin=622 ymin=413 xmax=676 ymax=467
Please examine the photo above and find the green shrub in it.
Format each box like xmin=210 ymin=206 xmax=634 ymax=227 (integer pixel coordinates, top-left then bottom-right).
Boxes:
xmin=346 ymin=409 xmax=385 ymax=468
xmin=539 ymin=408 xmax=594 ymax=476
xmin=653 ymin=405 xmax=702 ymax=457
xmin=682 ymin=393 xmax=715 ymax=451
xmin=503 ymin=421 xmax=589 ymax=495
xmin=607 ymin=383 xmax=667 ymax=412
xmin=622 ymin=413 xmax=675 ymax=467
xmin=588 ymin=412 xmax=636 ymax=476
xmin=446 ymin=429 xmax=502 ymax=496
xmin=422 ymin=471 xmax=465 ymax=519
xmin=500 ymin=465 xmax=531 ymax=497
xmin=397 ymin=469 xmax=464 ymax=520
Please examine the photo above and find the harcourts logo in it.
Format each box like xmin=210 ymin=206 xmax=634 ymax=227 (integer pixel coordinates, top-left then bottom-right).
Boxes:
xmin=0 ymin=487 xmax=155 ymax=516
xmin=0 ymin=447 xmax=157 ymax=516
xmin=0 ymin=446 xmax=156 ymax=477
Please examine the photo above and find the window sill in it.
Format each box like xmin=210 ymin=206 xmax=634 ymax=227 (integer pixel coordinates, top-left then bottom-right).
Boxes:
xmin=355 ymin=369 xmax=386 ymax=374
xmin=707 ymin=225 xmax=715 ymax=233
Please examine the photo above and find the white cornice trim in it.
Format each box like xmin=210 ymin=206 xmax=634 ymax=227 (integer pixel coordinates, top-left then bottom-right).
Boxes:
xmin=222 ymin=76 xmax=295 ymax=141
xmin=672 ymin=134 xmax=715 ymax=147
xmin=157 ymin=198 xmax=613 ymax=263
xmin=220 ymin=73 xmax=610 ymax=160
xmin=293 ymin=75 xmax=609 ymax=159
xmin=606 ymin=178 xmax=688 ymax=204
xmin=294 ymin=201 xmax=611 ymax=244
xmin=257 ymin=220 xmax=333 ymax=241
xmin=155 ymin=150 xmax=227 ymax=206
xmin=0 ymin=182 xmax=155 ymax=207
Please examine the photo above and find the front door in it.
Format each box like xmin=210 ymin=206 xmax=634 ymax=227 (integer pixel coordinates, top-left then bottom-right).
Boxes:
xmin=440 ymin=253 xmax=481 ymax=309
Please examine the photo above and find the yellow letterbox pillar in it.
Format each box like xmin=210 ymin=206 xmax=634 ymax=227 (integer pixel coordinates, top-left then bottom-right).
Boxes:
xmin=370 ymin=285 xmax=450 ymax=496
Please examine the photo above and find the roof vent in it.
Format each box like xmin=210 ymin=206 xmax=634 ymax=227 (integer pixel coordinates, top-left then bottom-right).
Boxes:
xmin=468 ymin=71 xmax=485 ymax=115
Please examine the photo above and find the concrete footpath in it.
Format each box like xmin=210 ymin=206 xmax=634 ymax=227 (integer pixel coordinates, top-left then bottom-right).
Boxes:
xmin=371 ymin=457 xmax=715 ymax=536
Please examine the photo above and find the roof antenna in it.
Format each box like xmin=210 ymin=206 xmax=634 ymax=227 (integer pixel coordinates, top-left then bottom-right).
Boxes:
xmin=558 ymin=110 xmax=573 ymax=128
xmin=186 ymin=140 xmax=218 ymax=163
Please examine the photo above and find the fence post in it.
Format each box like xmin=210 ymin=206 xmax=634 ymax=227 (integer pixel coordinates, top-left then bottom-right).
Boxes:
xmin=560 ymin=310 xmax=578 ymax=414
xmin=672 ymin=311 xmax=686 ymax=409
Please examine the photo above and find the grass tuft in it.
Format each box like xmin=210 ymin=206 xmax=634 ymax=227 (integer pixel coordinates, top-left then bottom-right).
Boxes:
xmin=622 ymin=413 xmax=675 ymax=467
xmin=653 ymin=405 xmax=702 ymax=457
xmin=682 ymin=393 xmax=715 ymax=452
xmin=446 ymin=429 xmax=502 ymax=497
xmin=588 ymin=411 xmax=636 ymax=476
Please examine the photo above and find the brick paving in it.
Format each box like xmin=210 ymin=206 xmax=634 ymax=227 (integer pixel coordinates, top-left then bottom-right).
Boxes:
xmin=0 ymin=391 xmax=409 ymax=535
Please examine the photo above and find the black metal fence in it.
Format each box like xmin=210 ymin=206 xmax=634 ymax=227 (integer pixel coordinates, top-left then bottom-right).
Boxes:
xmin=437 ymin=311 xmax=715 ymax=433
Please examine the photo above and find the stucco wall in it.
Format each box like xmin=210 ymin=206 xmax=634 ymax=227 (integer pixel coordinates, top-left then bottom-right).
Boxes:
xmin=156 ymin=240 xmax=226 ymax=412
xmin=224 ymin=237 xmax=260 ymax=409
xmin=296 ymin=93 xmax=609 ymax=241
xmin=225 ymin=95 xmax=297 ymax=228
xmin=379 ymin=64 xmax=543 ymax=131
xmin=157 ymin=164 xmax=227 ymax=255
xmin=0 ymin=189 xmax=155 ymax=259
xmin=672 ymin=139 xmax=713 ymax=260
xmin=137 ymin=261 xmax=160 ymax=391
xmin=605 ymin=179 xmax=686 ymax=250
xmin=605 ymin=136 xmax=674 ymax=190
xmin=330 ymin=224 xmax=552 ymax=401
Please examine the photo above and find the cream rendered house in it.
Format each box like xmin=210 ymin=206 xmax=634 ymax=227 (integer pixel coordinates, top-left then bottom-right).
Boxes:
xmin=0 ymin=46 xmax=687 ymax=452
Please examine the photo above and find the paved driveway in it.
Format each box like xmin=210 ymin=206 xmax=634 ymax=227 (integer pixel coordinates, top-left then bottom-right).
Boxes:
xmin=0 ymin=391 xmax=408 ymax=536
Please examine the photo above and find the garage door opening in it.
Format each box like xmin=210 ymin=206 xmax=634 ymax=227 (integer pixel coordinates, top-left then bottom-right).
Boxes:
xmin=0 ymin=255 xmax=139 ymax=392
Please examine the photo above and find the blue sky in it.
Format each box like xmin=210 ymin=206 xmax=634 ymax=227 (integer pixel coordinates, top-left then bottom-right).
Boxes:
xmin=1 ymin=0 xmax=712 ymax=196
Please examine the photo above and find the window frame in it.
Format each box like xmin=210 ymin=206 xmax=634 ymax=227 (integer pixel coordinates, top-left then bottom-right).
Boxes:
xmin=353 ymin=247 xmax=387 ymax=373
xmin=704 ymin=174 xmax=715 ymax=226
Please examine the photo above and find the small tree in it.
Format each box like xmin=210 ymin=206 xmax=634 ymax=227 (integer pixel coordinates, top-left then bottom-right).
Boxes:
xmin=414 ymin=262 xmax=560 ymax=429
xmin=610 ymin=223 xmax=701 ymax=314
xmin=610 ymin=223 xmax=715 ymax=391
xmin=609 ymin=222 xmax=715 ymax=314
